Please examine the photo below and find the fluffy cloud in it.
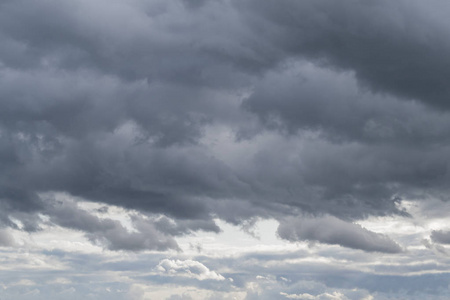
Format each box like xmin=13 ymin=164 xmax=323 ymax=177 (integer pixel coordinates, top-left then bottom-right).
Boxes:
xmin=238 ymin=0 xmax=450 ymax=109
xmin=156 ymin=259 xmax=226 ymax=281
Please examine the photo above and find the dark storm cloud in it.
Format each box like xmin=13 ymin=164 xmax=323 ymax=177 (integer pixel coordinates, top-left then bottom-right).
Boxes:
xmin=3 ymin=0 xmax=450 ymax=99
xmin=243 ymin=62 xmax=450 ymax=146
xmin=1 ymin=0 xmax=450 ymax=251
xmin=0 ymin=66 xmax=249 ymax=222
xmin=278 ymin=216 xmax=403 ymax=253
xmin=238 ymin=0 xmax=450 ymax=109
xmin=0 ymin=0 xmax=257 ymax=86
xmin=242 ymin=62 xmax=450 ymax=218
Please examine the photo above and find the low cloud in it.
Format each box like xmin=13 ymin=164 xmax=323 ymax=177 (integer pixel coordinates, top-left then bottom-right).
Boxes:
xmin=0 ymin=229 xmax=16 ymax=247
xmin=430 ymin=230 xmax=450 ymax=244
xmin=156 ymin=259 xmax=226 ymax=281
xmin=277 ymin=216 xmax=403 ymax=253
xmin=280 ymin=291 xmax=348 ymax=300
xmin=46 ymin=199 xmax=180 ymax=251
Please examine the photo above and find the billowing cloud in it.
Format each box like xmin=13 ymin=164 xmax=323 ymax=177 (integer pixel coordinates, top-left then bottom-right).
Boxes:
xmin=156 ymin=259 xmax=226 ymax=281
xmin=1 ymin=0 xmax=450 ymax=298
xmin=278 ymin=216 xmax=403 ymax=253
xmin=238 ymin=0 xmax=450 ymax=109
xmin=0 ymin=0 xmax=450 ymax=237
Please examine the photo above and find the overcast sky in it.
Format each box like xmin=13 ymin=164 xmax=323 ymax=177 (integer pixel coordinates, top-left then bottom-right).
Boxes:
xmin=1 ymin=0 xmax=450 ymax=299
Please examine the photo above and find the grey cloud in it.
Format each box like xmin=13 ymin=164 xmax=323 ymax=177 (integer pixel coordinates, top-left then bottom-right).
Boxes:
xmin=431 ymin=230 xmax=450 ymax=244
xmin=242 ymin=62 xmax=450 ymax=218
xmin=278 ymin=216 xmax=403 ymax=253
xmin=0 ymin=229 xmax=16 ymax=247
xmin=0 ymin=0 xmax=256 ymax=86
xmin=166 ymin=294 xmax=194 ymax=300
xmin=153 ymin=216 xmax=221 ymax=236
xmin=46 ymin=199 xmax=179 ymax=251
xmin=243 ymin=62 xmax=450 ymax=146
xmin=42 ymin=195 xmax=222 ymax=251
xmin=423 ymin=239 xmax=450 ymax=256
xmin=181 ymin=0 xmax=207 ymax=10
xmin=0 ymin=61 xmax=256 ymax=224
xmin=238 ymin=0 xmax=450 ymax=109
xmin=284 ymin=139 xmax=448 ymax=218
xmin=1 ymin=0 xmax=450 ymax=253
xmin=6 ymin=0 xmax=450 ymax=109
xmin=96 ymin=218 xmax=179 ymax=252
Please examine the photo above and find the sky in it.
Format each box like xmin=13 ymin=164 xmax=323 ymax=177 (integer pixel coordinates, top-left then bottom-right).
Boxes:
xmin=1 ymin=0 xmax=450 ymax=299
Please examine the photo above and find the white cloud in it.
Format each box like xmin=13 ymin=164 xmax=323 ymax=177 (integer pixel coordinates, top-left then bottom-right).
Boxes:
xmin=280 ymin=291 xmax=348 ymax=300
xmin=156 ymin=259 xmax=226 ymax=281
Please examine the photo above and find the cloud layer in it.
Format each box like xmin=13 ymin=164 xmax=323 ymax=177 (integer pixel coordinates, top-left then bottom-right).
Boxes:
xmin=278 ymin=216 xmax=402 ymax=253
xmin=1 ymin=0 xmax=450 ymax=234
xmin=2 ymin=1 xmax=450 ymax=298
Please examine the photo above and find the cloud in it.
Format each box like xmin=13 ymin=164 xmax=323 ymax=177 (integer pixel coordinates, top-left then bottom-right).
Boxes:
xmin=166 ymin=294 xmax=194 ymax=300
xmin=243 ymin=61 xmax=450 ymax=146
xmin=422 ymin=238 xmax=450 ymax=256
xmin=0 ymin=0 xmax=449 ymax=263
xmin=156 ymin=259 xmax=226 ymax=281
xmin=238 ymin=0 xmax=450 ymax=109
xmin=0 ymin=229 xmax=16 ymax=247
xmin=281 ymin=292 xmax=316 ymax=300
xmin=277 ymin=216 xmax=403 ymax=253
xmin=153 ymin=216 xmax=221 ymax=236
xmin=280 ymin=291 xmax=348 ymax=300
xmin=431 ymin=230 xmax=450 ymax=244
xmin=242 ymin=60 xmax=450 ymax=219
xmin=46 ymin=198 xmax=180 ymax=251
